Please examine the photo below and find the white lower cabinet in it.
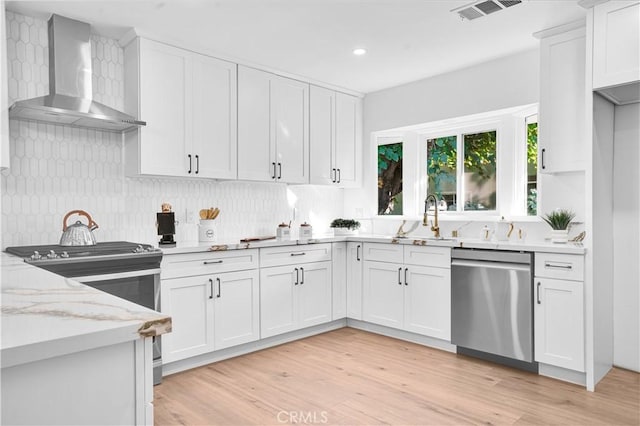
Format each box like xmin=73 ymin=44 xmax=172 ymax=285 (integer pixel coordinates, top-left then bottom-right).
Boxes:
xmin=161 ymin=269 xmax=259 ymax=363
xmin=362 ymin=244 xmax=451 ymax=340
xmin=332 ymin=242 xmax=347 ymax=320
xmin=534 ymin=252 xmax=585 ymax=372
xmin=403 ymin=265 xmax=451 ymax=340
xmin=213 ymin=270 xmax=260 ymax=351
xmin=363 ymin=261 xmax=404 ymax=328
xmin=346 ymin=242 xmax=363 ymax=320
xmin=260 ymin=261 xmax=332 ymax=338
xmin=534 ymin=277 xmax=585 ymax=371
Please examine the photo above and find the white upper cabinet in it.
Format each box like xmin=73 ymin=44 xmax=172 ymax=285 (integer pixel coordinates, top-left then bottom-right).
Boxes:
xmin=309 ymin=86 xmax=362 ymax=187
xmin=538 ymin=25 xmax=587 ymax=174
xmin=593 ymin=1 xmax=640 ymax=92
xmin=124 ymin=38 xmax=237 ymax=179
xmin=238 ymin=66 xmax=309 ymax=184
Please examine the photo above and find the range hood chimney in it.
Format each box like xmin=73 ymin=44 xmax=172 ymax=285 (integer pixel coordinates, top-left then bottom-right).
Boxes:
xmin=8 ymin=14 xmax=145 ymax=132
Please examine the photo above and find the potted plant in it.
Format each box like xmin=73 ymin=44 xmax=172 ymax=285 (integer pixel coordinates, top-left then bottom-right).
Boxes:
xmin=330 ymin=218 xmax=361 ymax=236
xmin=542 ymin=209 xmax=575 ymax=243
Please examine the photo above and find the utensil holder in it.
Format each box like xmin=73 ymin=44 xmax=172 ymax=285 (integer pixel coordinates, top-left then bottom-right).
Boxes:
xmin=198 ymin=220 xmax=216 ymax=242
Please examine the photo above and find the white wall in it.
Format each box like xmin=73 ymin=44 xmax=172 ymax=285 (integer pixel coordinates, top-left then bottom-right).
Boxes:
xmin=0 ymin=11 xmax=344 ymax=247
xmin=612 ymin=102 xmax=640 ymax=372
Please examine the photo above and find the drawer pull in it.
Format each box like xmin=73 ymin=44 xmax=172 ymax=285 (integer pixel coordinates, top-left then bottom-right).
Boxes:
xmin=204 ymin=260 xmax=224 ymax=265
xmin=290 ymin=252 xmax=306 ymax=257
xmin=544 ymin=262 xmax=572 ymax=270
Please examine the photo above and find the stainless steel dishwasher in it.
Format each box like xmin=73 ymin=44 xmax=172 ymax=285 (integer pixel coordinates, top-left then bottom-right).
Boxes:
xmin=451 ymin=248 xmax=537 ymax=372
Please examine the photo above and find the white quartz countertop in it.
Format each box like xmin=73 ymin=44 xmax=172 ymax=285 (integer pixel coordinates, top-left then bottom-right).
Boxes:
xmin=1 ymin=253 xmax=171 ymax=369
xmin=159 ymin=234 xmax=586 ymax=255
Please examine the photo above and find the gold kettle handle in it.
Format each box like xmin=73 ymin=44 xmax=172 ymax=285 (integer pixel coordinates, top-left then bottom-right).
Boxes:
xmin=63 ymin=210 xmax=99 ymax=231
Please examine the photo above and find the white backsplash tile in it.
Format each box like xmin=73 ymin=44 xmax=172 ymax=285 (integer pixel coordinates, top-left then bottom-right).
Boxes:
xmin=1 ymin=11 xmax=344 ymax=247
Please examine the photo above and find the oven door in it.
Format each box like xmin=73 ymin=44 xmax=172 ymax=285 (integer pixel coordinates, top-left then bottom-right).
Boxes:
xmin=75 ymin=269 xmax=163 ymax=384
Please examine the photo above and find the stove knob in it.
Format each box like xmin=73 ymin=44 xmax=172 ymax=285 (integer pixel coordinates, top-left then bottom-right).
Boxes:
xmin=31 ymin=251 xmax=42 ymax=260
xmin=60 ymin=251 xmax=69 ymax=258
xmin=47 ymin=250 xmax=58 ymax=259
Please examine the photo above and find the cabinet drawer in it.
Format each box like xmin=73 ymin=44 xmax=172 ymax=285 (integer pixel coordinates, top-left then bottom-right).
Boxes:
xmin=535 ymin=252 xmax=584 ymax=281
xmin=404 ymin=245 xmax=451 ymax=268
xmin=363 ymin=243 xmax=403 ymax=264
xmin=260 ymin=243 xmax=332 ymax=268
xmin=161 ymin=249 xmax=259 ymax=279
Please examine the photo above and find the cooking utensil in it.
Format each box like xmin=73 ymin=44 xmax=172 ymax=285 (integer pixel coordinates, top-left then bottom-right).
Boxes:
xmin=199 ymin=207 xmax=220 ymax=220
xmin=60 ymin=210 xmax=99 ymax=246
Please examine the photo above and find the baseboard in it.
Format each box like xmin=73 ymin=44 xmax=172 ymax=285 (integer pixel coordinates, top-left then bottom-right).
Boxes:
xmin=346 ymin=319 xmax=456 ymax=353
xmin=162 ymin=319 xmax=347 ymax=376
xmin=539 ymin=362 xmax=587 ymax=387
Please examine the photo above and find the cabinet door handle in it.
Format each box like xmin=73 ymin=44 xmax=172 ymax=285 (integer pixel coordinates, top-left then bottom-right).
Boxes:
xmin=332 ymin=168 xmax=337 ymax=183
xmin=195 ymin=154 xmax=200 ymax=174
xmin=216 ymin=277 xmax=221 ymax=298
xmin=188 ymin=154 xmax=192 ymax=174
xmin=537 ymin=282 xmax=541 ymax=304
xmin=272 ymin=162 xmax=277 ymax=179
xmin=337 ymin=168 xmax=341 ymax=184
xmin=209 ymin=278 xmax=214 ymax=299
xmin=290 ymin=252 xmax=306 ymax=257
xmin=356 ymin=245 xmax=360 ymax=261
xmin=277 ymin=163 xmax=282 ymax=179
xmin=398 ymin=267 xmax=402 ymax=285
xmin=294 ymin=267 xmax=299 ymax=285
xmin=544 ymin=262 xmax=572 ymax=270
xmin=541 ymin=148 xmax=546 ymax=170
xmin=300 ymin=267 xmax=304 ymax=285
xmin=404 ymin=268 xmax=408 ymax=286
xmin=203 ymin=260 xmax=223 ymax=265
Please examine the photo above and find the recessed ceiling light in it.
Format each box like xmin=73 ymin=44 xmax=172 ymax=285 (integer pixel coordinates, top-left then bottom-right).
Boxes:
xmin=353 ymin=48 xmax=367 ymax=56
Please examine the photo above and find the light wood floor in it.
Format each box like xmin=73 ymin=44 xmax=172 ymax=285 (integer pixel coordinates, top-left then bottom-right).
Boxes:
xmin=154 ymin=328 xmax=639 ymax=425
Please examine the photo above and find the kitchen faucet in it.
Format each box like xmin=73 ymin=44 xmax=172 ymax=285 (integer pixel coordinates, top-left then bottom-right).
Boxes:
xmin=423 ymin=194 xmax=441 ymax=239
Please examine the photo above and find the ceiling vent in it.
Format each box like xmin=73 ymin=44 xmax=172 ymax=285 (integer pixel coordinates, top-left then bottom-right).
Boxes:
xmin=452 ymin=0 xmax=522 ymax=21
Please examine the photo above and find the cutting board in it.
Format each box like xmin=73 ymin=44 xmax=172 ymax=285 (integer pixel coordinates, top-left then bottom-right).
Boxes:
xmin=240 ymin=236 xmax=276 ymax=243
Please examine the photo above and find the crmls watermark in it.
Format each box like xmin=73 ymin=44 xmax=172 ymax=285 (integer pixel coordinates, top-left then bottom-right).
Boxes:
xmin=276 ymin=410 xmax=329 ymax=424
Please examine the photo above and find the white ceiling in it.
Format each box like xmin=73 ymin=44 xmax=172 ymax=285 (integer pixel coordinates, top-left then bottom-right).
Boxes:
xmin=6 ymin=0 xmax=587 ymax=94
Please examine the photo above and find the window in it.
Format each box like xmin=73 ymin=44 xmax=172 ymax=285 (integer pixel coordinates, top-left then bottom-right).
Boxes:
xmin=426 ymin=136 xmax=457 ymax=210
xmin=377 ymin=140 xmax=403 ymax=215
xmin=373 ymin=104 xmax=536 ymax=218
xmin=463 ymin=131 xmax=496 ymax=211
xmin=526 ymin=116 xmax=538 ymax=215
xmin=425 ymin=130 xmax=497 ymax=212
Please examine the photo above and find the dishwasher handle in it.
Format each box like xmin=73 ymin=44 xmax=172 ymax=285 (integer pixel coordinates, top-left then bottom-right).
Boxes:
xmin=451 ymin=259 xmax=531 ymax=272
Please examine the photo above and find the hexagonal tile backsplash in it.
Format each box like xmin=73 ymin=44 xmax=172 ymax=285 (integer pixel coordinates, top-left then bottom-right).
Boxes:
xmin=1 ymin=11 xmax=343 ymax=247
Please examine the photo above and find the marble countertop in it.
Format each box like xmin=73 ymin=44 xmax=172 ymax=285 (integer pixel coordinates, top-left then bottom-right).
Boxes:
xmin=1 ymin=253 xmax=171 ymax=369
xmin=159 ymin=234 xmax=586 ymax=255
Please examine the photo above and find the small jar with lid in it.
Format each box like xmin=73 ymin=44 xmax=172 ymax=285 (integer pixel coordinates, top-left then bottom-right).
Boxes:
xmin=276 ymin=223 xmax=291 ymax=240
xmin=299 ymin=222 xmax=313 ymax=240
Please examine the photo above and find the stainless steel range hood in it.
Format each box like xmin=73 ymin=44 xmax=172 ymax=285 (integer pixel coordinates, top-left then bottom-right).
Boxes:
xmin=8 ymin=14 xmax=145 ymax=133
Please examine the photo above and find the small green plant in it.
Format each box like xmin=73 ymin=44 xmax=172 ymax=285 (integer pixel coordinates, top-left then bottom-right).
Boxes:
xmin=330 ymin=218 xmax=361 ymax=230
xmin=542 ymin=209 xmax=575 ymax=230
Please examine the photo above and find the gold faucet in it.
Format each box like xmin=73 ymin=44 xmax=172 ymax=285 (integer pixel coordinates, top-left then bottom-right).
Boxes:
xmin=423 ymin=194 xmax=441 ymax=238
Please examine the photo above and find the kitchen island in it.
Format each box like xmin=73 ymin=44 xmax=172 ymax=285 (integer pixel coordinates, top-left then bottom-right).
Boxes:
xmin=0 ymin=253 xmax=171 ymax=426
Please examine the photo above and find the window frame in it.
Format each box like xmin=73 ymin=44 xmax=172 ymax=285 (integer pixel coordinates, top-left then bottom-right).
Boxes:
xmin=419 ymin=119 xmax=502 ymax=216
xmin=376 ymin=135 xmax=405 ymax=217
xmin=371 ymin=104 xmax=538 ymax=221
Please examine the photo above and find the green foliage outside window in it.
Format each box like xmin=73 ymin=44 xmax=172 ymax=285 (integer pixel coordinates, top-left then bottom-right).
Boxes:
xmin=378 ymin=143 xmax=403 ymax=215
